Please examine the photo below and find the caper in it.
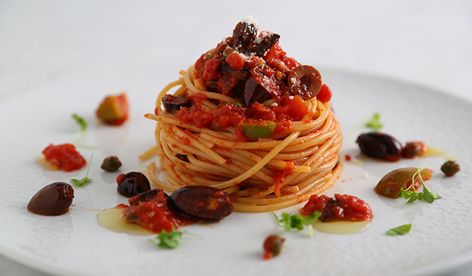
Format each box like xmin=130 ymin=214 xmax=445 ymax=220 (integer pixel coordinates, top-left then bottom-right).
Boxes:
xmin=101 ymin=156 xmax=122 ymax=172
xmin=441 ymin=160 xmax=460 ymax=177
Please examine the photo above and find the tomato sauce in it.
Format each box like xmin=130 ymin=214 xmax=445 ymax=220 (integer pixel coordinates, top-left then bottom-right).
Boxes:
xmin=272 ymin=166 xmax=294 ymax=196
xmin=42 ymin=143 xmax=86 ymax=172
xmin=172 ymin=21 xmax=333 ymax=139
xmin=300 ymin=194 xmax=373 ymax=222
xmin=123 ymin=190 xmax=193 ymax=233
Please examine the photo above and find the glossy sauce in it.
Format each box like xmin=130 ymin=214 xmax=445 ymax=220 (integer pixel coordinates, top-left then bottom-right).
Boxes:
xmin=314 ymin=220 xmax=371 ymax=235
xmin=97 ymin=207 xmax=151 ymax=235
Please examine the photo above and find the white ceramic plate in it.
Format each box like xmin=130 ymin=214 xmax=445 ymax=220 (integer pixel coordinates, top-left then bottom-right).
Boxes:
xmin=1 ymin=68 xmax=471 ymax=276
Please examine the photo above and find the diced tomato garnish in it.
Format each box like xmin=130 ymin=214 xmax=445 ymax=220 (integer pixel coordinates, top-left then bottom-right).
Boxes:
xmin=282 ymin=96 xmax=309 ymax=121
xmin=225 ymin=52 xmax=245 ymax=70
xmin=42 ymin=143 xmax=86 ymax=172
xmin=317 ymin=84 xmax=332 ymax=103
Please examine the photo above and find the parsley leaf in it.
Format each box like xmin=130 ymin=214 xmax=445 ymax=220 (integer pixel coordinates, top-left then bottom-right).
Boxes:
xmin=399 ymin=168 xmax=440 ymax=204
xmin=151 ymin=230 xmax=183 ymax=249
xmin=71 ymin=113 xmax=88 ymax=132
xmin=365 ymin=112 xmax=383 ymax=131
xmin=422 ymin=185 xmax=441 ymax=203
xmin=71 ymin=155 xmax=93 ymax=188
xmin=71 ymin=176 xmax=92 ymax=187
xmin=273 ymin=212 xmax=321 ymax=237
xmin=386 ymin=224 xmax=412 ymax=236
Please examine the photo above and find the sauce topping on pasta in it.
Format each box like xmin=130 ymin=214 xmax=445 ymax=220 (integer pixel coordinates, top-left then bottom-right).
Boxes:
xmin=160 ymin=21 xmax=333 ymax=141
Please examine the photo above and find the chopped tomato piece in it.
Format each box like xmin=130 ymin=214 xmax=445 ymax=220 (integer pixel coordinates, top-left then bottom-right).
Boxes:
xmin=317 ymin=84 xmax=332 ymax=103
xmin=225 ymin=52 xmax=245 ymax=70
xmin=282 ymin=95 xmax=309 ymax=120
xmin=96 ymin=93 xmax=129 ymax=126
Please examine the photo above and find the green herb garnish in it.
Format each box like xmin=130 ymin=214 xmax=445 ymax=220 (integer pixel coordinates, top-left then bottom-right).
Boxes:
xmin=72 ymin=113 xmax=88 ymax=132
xmin=71 ymin=155 xmax=92 ymax=187
xmin=151 ymin=230 xmax=183 ymax=249
xmin=400 ymin=168 xmax=440 ymax=204
xmin=273 ymin=212 xmax=321 ymax=237
xmin=365 ymin=112 xmax=383 ymax=131
xmin=386 ymin=223 xmax=412 ymax=236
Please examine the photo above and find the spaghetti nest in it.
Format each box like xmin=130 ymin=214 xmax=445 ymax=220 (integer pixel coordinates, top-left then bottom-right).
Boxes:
xmin=142 ymin=66 xmax=343 ymax=212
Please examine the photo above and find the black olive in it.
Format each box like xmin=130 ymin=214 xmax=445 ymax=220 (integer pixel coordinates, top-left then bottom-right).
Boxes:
xmin=169 ymin=186 xmax=233 ymax=221
xmin=356 ymin=132 xmax=402 ymax=162
xmin=101 ymin=156 xmax=122 ymax=172
xmin=252 ymin=33 xmax=280 ymax=56
xmin=162 ymin=94 xmax=192 ymax=114
xmin=116 ymin=172 xmax=151 ymax=197
xmin=288 ymin=65 xmax=322 ymax=100
xmin=27 ymin=182 xmax=74 ymax=216
xmin=232 ymin=21 xmax=257 ymax=51
xmin=243 ymin=78 xmax=273 ymax=106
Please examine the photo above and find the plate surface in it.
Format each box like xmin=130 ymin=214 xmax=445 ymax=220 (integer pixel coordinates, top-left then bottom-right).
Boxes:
xmin=1 ymin=68 xmax=471 ymax=276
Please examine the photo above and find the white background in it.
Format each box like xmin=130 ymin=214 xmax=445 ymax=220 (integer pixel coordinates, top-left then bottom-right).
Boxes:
xmin=1 ymin=0 xmax=471 ymax=275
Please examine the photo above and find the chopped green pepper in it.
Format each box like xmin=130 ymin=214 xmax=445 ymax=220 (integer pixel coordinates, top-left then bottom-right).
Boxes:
xmin=243 ymin=121 xmax=276 ymax=140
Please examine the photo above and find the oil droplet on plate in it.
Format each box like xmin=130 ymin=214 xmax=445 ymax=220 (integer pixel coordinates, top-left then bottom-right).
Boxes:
xmin=422 ymin=147 xmax=455 ymax=160
xmin=97 ymin=207 xmax=151 ymax=235
xmin=314 ymin=220 xmax=371 ymax=235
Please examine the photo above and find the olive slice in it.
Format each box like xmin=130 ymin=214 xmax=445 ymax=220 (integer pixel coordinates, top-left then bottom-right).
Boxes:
xmin=169 ymin=186 xmax=233 ymax=221
xmin=288 ymin=65 xmax=322 ymax=100
xmin=374 ymin=167 xmax=433 ymax=198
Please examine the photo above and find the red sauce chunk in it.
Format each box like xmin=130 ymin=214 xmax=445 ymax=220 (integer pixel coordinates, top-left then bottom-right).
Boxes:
xmin=123 ymin=189 xmax=193 ymax=233
xmin=300 ymin=194 xmax=373 ymax=222
xmin=42 ymin=143 xmax=86 ymax=172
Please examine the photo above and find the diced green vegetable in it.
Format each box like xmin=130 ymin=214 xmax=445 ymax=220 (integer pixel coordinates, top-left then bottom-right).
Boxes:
xmin=243 ymin=121 xmax=276 ymax=140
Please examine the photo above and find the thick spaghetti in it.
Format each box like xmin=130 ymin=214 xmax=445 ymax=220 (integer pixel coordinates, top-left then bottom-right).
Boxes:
xmin=141 ymin=19 xmax=342 ymax=212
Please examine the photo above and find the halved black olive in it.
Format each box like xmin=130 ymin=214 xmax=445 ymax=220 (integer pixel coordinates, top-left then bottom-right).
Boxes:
xmin=232 ymin=21 xmax=258 ymax=51
xmin=169 ymin=186 xmax=233 ymax=221
xmin=253 ymin=33 xmax=280 ymax=56
xmin=162 ymin=94 xmax=192 ymax=114
xmin=288 ymin=65 xmax=322 ymax=100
